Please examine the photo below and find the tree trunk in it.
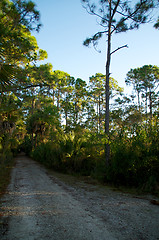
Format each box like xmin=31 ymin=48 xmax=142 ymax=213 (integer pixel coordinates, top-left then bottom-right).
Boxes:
xmin=149 ymin=89 xmax=152 ymax=118
xmin=105 ymin=2 xmax=112 ymax=167
xmin=97 ymin=100 xmax=99 ymax=132
xmin=31 ymin=97 xmax=35 ymax=115
xmin=65 ymin=112 xmax=68 ymax=130
xmin=31 ymin=97 xmax=35 ymax=149
xmin=99 ymin=95 xmax=101 ymax=132
xmin=57 ymin=90 xmax=60 ymax=110
xmin=137 ymin=90 xmax=140 ymax=112
xmin=75 ymin=101 xmax=78 ymax=125
xmin=53 ymin=88 xmax=55 ymax=105
xmin=145 ymin=87 xmax=148 ymax=122
xmin=65 ymin=107 xmax=68 ymax=132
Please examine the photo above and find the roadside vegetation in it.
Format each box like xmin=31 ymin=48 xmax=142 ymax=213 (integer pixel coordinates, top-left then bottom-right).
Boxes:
xmin=0 ymin=0 xmax=159 ymax=195
xmin=0 ymin=150 xmax=15 ymax=194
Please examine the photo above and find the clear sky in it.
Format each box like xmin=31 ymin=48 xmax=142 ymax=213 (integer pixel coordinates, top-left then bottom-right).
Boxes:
xmin=33 ymin=0 xmax=159 ymax=93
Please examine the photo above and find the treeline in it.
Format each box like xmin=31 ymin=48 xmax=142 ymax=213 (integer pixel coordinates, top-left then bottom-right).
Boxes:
xmin=22 ymin=66 xmax=158 ymax=191
xmin=0 ymin=0 xmax=159 ymax=193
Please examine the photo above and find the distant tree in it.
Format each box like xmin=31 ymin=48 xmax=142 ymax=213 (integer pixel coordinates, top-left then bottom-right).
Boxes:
xmin=52 ymin=70 xmax=70 ymax=111
xmin=82 ymin=0 xmax=157 ymax=165
xmin=89 ymin=73 xmax=123 ymax=132
xmin=126 ymin=65 xmax=159 ymax=118
xmin=71 ymin=78 xmax=88 ymax=128
xmin=125 ymin=68 xmax=143 ymax=111
xmin=89 ymin=73 xmax=105 ymax=132
xmin=139 ymin=65 xmax=159 ymax=118
xmin=60 ymin=76 xmax=75 ymax=131
xmin=26 ymin=99 xmax=59 ymax=147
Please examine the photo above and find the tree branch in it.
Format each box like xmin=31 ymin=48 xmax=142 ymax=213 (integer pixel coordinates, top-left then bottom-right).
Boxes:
xmin=110 ymin=44 xmax=128 ymax=55
xmin=111 ymin=0 xmax=120 ymax=21
xmin=111 ymin=0 xmax=152 ymax=34
xmin=82 ymin=1 xmax=109 ymax=23
xmin=0 ymin=82 xmax=50 ymax=93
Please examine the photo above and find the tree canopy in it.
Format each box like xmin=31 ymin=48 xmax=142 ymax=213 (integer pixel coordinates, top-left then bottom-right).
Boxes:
xmin=0 ymin=0 xmax=47 ymax=93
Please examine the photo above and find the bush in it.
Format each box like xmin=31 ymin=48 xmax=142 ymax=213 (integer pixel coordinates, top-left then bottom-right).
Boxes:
xmin=0 ymin=149 xmax=14 ymax=193
xmin=21 ymin=135 xmax=33 ymax=155
xmin=31 ymin=122 xmax=159 ymax=193
xmin=32 ymin=131 xmax=97 ymax=175
xmin=32 ymin=142 xmax=63 ymax=171
xmin=104 ymin=123 xmax=159 ymax=191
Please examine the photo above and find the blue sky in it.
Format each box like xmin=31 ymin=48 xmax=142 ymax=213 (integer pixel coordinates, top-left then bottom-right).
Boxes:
xmin=33 ymin=0 xmax=159 ymax=93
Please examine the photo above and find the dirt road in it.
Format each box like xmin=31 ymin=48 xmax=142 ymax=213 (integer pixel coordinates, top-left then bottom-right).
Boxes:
xmin=0 ymin=154 xmax=159 ymax=240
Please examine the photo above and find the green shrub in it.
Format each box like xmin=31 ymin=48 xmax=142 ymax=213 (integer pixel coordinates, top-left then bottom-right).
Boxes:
xmin=0 ymin=149 xmax=14 ymax=193
xmin=21 ymin=135 xmax=33 ymax=155
xmin=31 ymin=123 xmax=159 ymax=193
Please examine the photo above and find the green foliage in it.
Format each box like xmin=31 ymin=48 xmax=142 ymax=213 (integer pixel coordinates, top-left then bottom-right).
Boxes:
xmin=0 ymin=148 xmax=14 ymax=193
xmin=32 ymin=142 xmax=61 ymax=170
xmin=154 ymin=17 xmax=159 ymax=29
xmin=32 ymin=130 xmax=99 ymax=175
xmin=106 ymin=120 xmax=159 ymax=192
xmin=30 ymin=105 xmax=158 ymax=192
xmin=0 ymin=0 xmax=47 ymax=93
xmin=21 ymin=135 xmax=33 ymax=155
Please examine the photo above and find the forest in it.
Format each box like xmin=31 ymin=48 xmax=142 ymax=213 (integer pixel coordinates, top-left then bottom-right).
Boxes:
xmin=0 ymin=0 xmax=159 ymax=194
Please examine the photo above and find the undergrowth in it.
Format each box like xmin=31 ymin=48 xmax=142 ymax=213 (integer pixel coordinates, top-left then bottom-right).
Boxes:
xmin=0 ymin=150 xmax=14 ymax=195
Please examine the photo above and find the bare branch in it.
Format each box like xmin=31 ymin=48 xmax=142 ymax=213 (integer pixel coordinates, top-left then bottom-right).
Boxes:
xmin=81 ymin=1 xmax=108 ymax=23
xmin=110 ymin=44 xmax=128 ymax=55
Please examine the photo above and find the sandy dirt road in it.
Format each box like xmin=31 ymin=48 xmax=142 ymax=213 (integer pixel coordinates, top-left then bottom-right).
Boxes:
xmin=0 ymin=154 xmax=159 ymax=240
